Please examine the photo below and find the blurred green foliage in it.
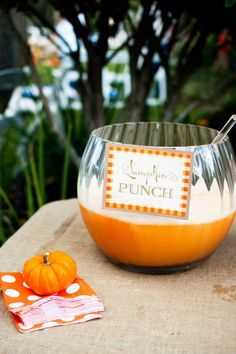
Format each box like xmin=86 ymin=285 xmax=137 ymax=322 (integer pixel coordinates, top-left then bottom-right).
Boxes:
xmin=0 ymin=104 xmax=87 ymax=244
xmin=1 ymin=58 xmax=236 ymax=245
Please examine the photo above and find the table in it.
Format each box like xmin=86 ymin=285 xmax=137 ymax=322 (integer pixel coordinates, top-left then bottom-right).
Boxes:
xmin=0 ymin=199 xmax=235 ymax=354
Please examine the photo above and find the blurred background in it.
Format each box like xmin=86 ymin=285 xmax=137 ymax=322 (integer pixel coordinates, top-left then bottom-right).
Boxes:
xmin=0 ymin=0 xmax=236 ymax=245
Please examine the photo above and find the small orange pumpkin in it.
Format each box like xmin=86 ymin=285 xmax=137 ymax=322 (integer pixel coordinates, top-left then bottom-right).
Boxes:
xmin=23 ymin=251 xmax=77 ymax=295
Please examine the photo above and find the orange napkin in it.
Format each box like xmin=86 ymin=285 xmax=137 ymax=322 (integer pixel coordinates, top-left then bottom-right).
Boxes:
xmin=0 ymin=272 xmax=104 ymax=333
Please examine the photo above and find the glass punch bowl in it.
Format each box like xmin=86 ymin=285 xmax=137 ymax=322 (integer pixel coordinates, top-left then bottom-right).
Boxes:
xmin=77 ymin=122 xmax=236 ymax=274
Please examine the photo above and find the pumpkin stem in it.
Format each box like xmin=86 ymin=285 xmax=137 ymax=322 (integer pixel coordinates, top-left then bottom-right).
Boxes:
xmin=43 ymin=252 xmax=51 ymax=266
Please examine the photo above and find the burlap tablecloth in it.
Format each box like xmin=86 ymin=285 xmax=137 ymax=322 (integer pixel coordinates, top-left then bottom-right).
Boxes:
xmin=0 ymin=199 xmax=235 ymax=354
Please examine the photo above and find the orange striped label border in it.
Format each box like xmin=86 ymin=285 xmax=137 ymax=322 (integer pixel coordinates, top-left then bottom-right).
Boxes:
xmin=103 ymin=143 xmax=193 ymax=219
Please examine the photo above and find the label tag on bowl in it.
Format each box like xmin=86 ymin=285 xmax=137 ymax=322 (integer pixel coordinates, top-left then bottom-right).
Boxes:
xmin=103 ymin=143 xmax=193 ymax=219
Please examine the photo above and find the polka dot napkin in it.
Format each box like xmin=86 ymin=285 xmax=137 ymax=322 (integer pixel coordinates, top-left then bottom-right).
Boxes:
xmin=0 ymin=272 xmax=104 ymax=333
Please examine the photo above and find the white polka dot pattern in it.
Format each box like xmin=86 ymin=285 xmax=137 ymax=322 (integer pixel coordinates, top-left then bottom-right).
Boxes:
xmin=61 ymin=316 xmax=76 ymax=322
xmin=66 ymin=283 xmax=80 ymax=294
xmin=83 ymin=314 xmax=100 ymax=321
xmin=23 ymin=282 xmax=30 ymax=288
xmin=27 ymin=295 xmax=41 ymax=301
xmin=42 ymin=322 xmax=58 ymax=328
xmin=5 ymin=289 xmax=20 ymax=298
xmin=1 ymin=275 xmax=16 ymax=283
xmin=9 ymin=302 xmax=25 ymax=309
xmin=18 ymin=323 xmax=33 ymax=330
xmin=0 ymin=272 xmax=103 ymax=333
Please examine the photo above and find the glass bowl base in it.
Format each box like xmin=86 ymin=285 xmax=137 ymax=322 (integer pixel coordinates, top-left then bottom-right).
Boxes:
xmin=108 ymin=257 xmax=209 ymax=274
